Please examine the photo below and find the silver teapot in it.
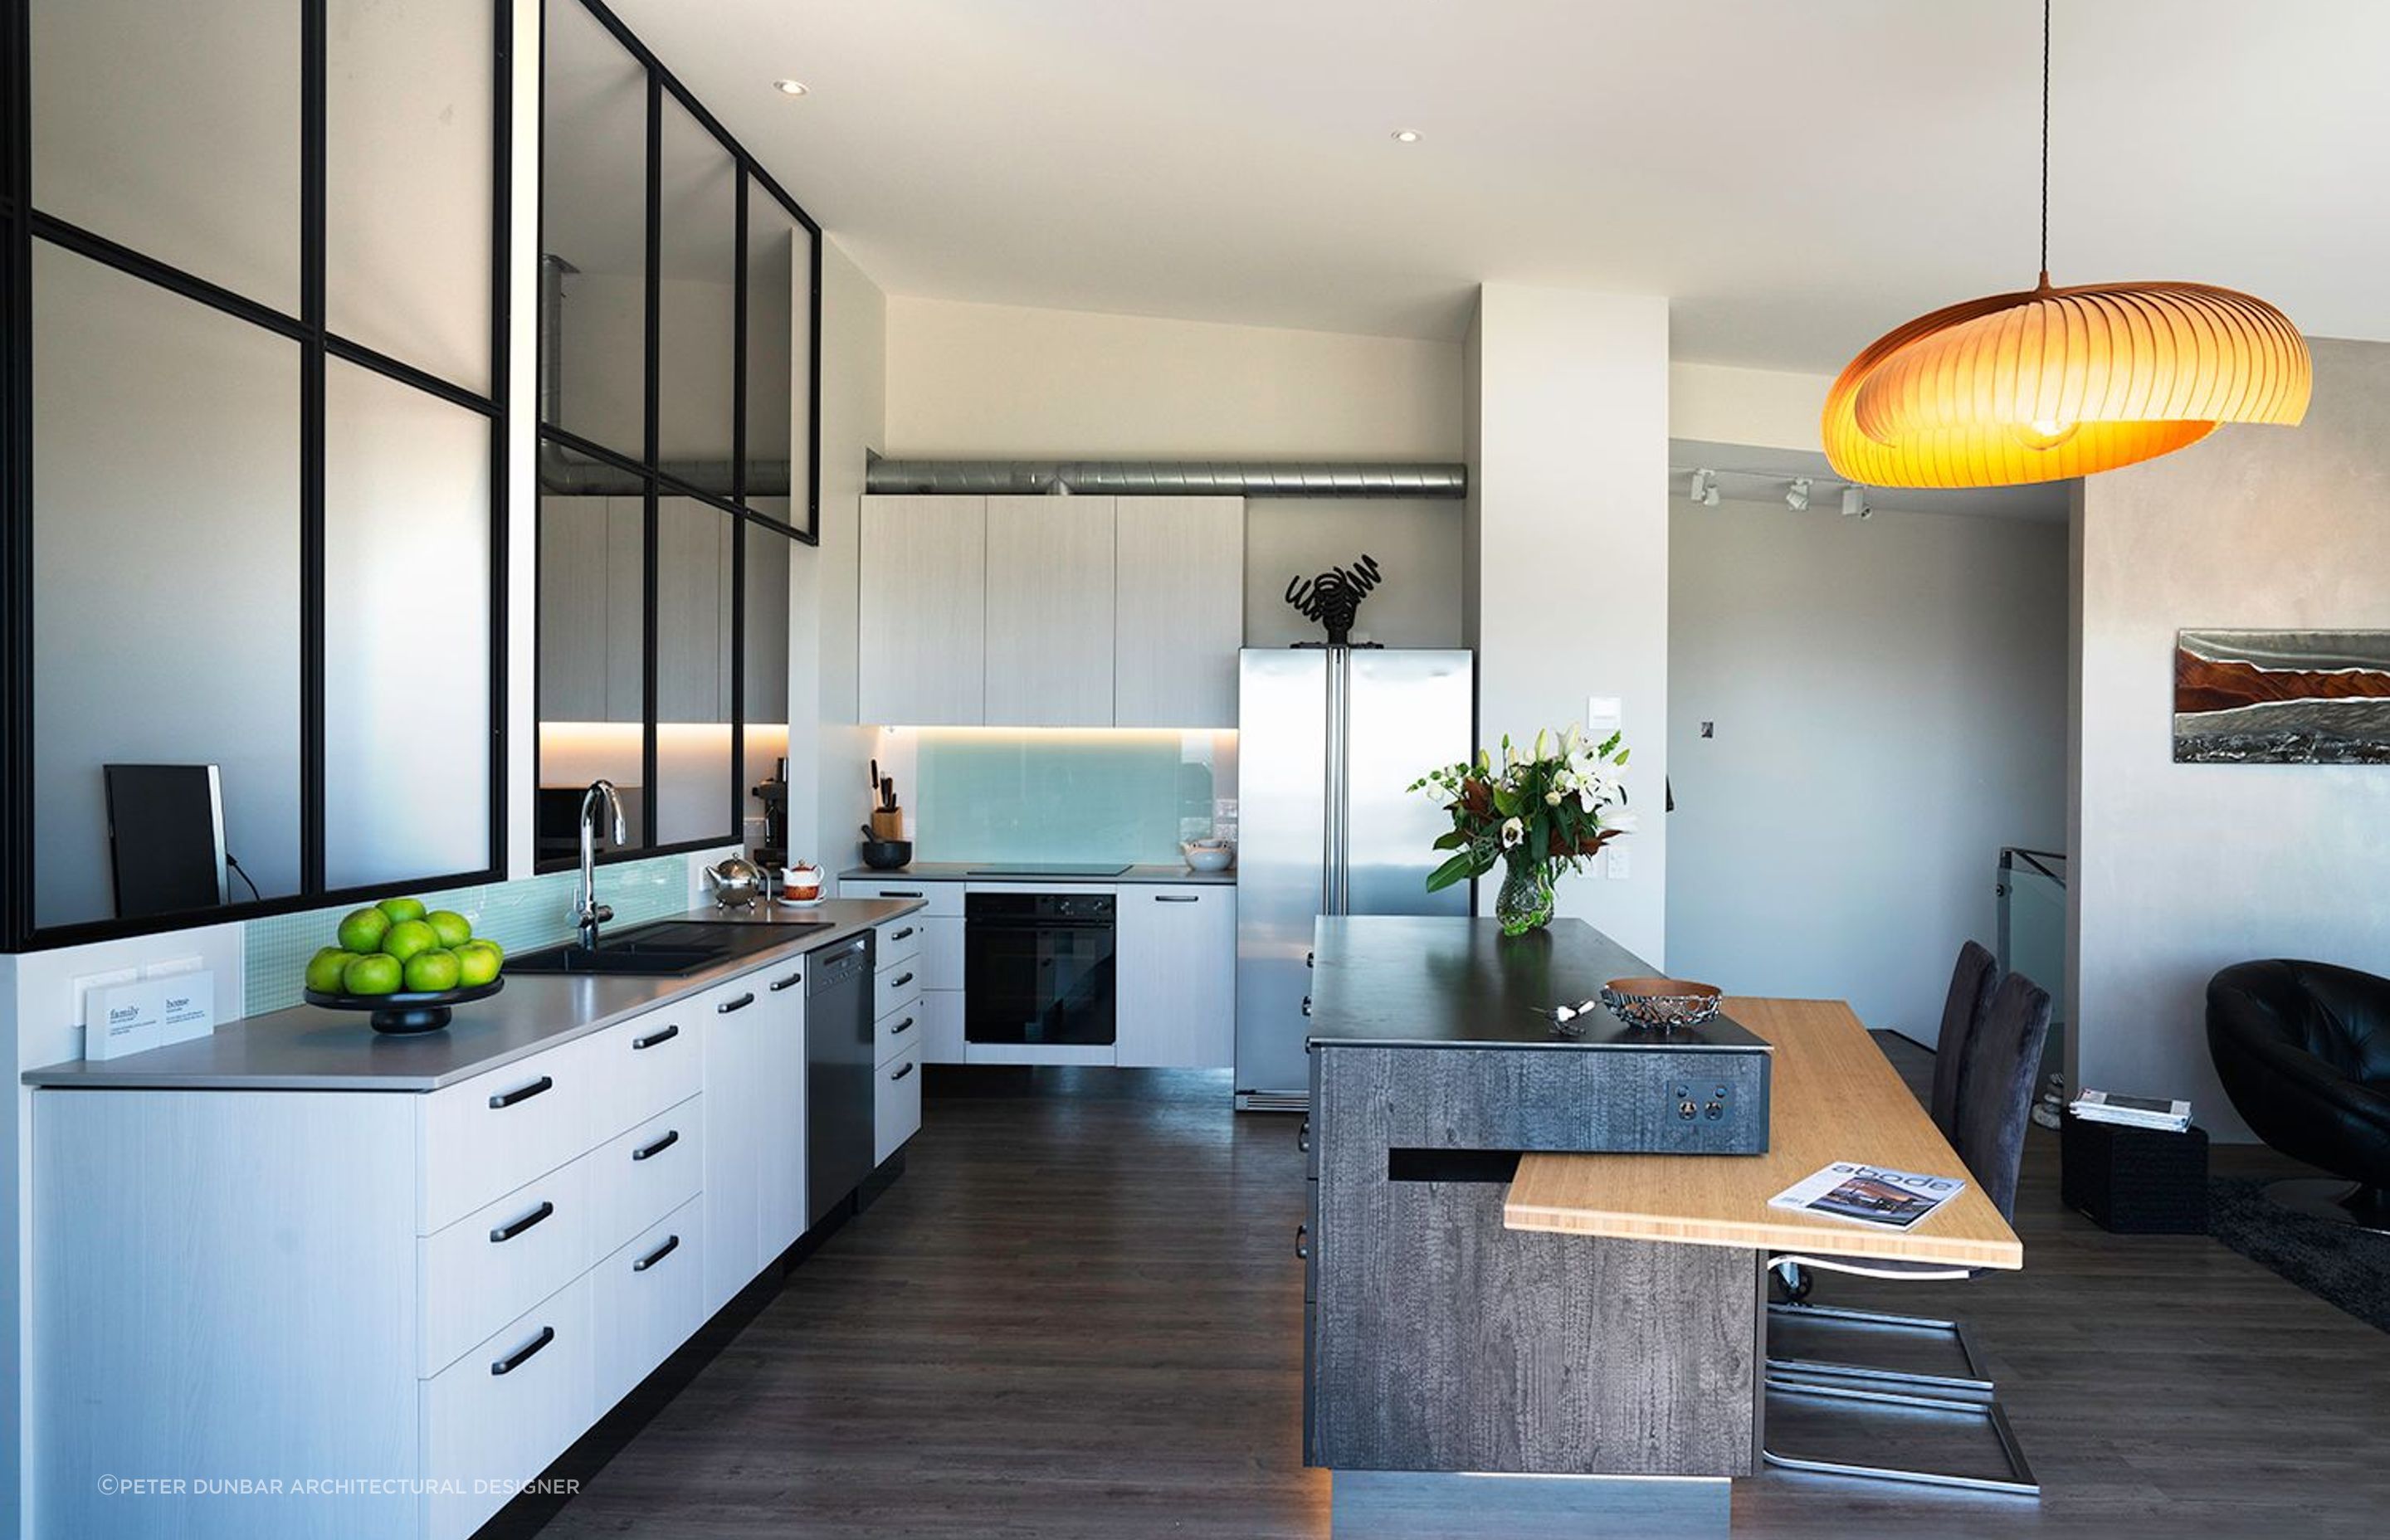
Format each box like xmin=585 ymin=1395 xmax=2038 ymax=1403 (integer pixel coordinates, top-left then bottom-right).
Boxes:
xmin=702 ymin=856 xmax=766 ymax=909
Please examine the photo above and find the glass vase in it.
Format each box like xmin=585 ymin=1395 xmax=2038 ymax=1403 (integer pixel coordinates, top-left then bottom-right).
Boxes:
xmin=1495 ymin=851 xmax=1556 ymax=936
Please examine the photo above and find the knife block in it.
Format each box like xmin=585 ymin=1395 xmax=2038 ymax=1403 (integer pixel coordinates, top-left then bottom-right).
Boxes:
xmin=869 ymin=808 xmax=905 ymax=840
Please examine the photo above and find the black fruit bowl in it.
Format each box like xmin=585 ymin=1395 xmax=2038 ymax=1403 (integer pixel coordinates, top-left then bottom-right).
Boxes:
xmin=304 ymin=977 xmax=505 ymax=1035
xmin=860 ymin=837 xmax=912 ymax=871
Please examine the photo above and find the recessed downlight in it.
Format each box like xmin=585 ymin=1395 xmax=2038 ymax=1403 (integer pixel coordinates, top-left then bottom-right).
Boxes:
xmin=772 ymin=78 xmax=808 ymax=96
xmin=1391 ymin=128 xmax=1422 ymax=144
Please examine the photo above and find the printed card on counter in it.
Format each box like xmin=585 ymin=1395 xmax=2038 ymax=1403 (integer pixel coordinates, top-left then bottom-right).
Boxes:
xmin=1768 ymin=1161 xmax=1966 ymax=1231
xmin=84 ymin=970 xmax=217 ymax=1060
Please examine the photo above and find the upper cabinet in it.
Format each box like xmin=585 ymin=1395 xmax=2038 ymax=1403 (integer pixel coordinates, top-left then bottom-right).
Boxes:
xmin=984 ymin=497 xmax=1116 ymax=728
xmin=1115 ymin=497 xmax=1243 ymax=728
xmin=857 ymin=495 xmax=1244 ymax=729
xmin=860 ymin=496 xmax=988 ymax=727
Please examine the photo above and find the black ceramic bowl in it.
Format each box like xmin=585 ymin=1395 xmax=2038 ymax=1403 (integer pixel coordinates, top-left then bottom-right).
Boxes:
xmin=860 ymin=837 xmax=913 ymax=871
xmin=305 ymin=977 xmax=505 ymax=1035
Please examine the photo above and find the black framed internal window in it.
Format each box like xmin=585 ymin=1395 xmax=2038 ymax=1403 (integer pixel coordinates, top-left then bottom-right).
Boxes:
xmin=534 ymin=0 xmax=819 ymax=873
xmin=0 ymin=0 xmax=512 ymax=949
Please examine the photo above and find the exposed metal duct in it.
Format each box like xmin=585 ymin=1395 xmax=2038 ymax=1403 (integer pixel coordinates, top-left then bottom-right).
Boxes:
xmin=864 ymin=456 xmax=1468 ymax=500
xmin=536 ymin=253 xmax=790 ymax=500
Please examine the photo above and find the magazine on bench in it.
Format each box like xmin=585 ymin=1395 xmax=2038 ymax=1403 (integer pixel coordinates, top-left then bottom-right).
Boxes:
xmin=1768 ymin=1162 xmax=1967 ymax=1230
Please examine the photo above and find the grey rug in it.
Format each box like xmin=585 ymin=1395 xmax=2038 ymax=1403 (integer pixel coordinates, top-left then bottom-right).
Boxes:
xmin=2210 ymin=1177 xmax=2390 ymax=1334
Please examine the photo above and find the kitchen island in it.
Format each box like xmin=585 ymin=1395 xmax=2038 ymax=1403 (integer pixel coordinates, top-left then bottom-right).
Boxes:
xmin=1301 ymin=914 xmax=2022 ymax=1534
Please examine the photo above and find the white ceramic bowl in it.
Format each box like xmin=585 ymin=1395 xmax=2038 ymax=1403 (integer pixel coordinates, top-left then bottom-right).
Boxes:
xmin=1183 ymin=841 xmax=1235 ymax=873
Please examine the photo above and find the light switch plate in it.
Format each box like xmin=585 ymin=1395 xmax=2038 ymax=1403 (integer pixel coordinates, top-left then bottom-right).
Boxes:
xmin=1587 ymin=695 xmax=1623 ymax=734
xmin=1606 ymin=847 xmax=1631 ymax=880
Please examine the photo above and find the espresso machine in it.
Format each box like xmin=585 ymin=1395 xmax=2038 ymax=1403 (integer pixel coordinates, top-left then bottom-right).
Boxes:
xmin=750 ymin=756 xmax=790 ymax=870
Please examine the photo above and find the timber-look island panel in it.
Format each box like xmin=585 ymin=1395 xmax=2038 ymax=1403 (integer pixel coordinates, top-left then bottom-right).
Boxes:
xmin=1503 ymin=995 xmax=2024 ymax=1270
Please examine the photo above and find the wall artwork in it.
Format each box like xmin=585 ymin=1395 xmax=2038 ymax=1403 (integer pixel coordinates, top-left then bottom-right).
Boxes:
xmin=2173 ymin=630 xmax=2390 ymax=764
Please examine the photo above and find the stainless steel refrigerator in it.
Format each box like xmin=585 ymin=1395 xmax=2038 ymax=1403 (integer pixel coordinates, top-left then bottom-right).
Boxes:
xmin=1235 ymin=647 xmax=1473 ymax=1109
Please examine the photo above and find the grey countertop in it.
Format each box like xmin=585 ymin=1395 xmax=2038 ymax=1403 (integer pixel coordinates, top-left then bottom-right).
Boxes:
xmin=836 ymin=860 xmax=1236 ymax=886
xmin=22 ymin=899 xmax=924 ymax=1094
xmin=1305 ymin=914 xmax=1769 ymax=1054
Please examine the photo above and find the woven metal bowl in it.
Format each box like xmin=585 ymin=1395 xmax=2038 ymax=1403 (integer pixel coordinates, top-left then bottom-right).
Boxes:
xmin=1598 ymin=976 xmax=1724 ymax=1033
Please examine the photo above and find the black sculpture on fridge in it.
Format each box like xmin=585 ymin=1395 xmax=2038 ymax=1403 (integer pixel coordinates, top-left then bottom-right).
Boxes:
xmin=1285 ymin=553 xmax=1383 ymax=646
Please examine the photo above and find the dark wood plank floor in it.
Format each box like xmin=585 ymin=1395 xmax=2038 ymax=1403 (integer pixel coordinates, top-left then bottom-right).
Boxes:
xmin=523 ymin=1048 xmax=2390 ymax=1538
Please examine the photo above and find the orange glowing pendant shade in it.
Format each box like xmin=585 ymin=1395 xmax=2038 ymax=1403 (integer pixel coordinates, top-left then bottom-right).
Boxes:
xmin=1822 ymin=2 xmax=2312 ymax=490
xmin=1822 ymin=272 xmax=2312 ymax=489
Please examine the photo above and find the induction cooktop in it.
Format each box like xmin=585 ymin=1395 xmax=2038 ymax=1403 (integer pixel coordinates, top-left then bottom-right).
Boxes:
xmin=965 ymin=863 xmax=1133 ymax=877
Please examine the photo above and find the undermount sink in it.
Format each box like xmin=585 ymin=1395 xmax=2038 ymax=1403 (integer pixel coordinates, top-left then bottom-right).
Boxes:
xmin=507 ymin=917 xmax=826 ymax=977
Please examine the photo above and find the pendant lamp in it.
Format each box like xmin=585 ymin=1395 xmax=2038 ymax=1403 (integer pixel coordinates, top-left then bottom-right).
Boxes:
xmin=1822 ymin=2 xmax=2310 ymax=490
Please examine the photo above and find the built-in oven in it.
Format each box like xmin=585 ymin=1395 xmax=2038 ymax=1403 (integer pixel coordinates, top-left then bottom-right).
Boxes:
xmin=964 ymin=892 xmax=1117 ymax=1046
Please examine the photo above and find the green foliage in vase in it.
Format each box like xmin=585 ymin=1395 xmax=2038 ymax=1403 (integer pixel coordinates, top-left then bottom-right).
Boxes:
xmin=1407 ymin=724 xmax=1636 ymax=894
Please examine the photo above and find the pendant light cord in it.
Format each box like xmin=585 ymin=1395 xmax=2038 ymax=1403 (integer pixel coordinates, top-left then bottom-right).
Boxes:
xmin=2039 ymin=0 xmax=2051 ymax=285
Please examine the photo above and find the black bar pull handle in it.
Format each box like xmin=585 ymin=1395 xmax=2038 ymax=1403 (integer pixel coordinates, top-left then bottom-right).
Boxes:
xmin=488 ymin=1075 xmax=554 ymax=1110
xmin=632 ymin=1129 xmax=680 ymax=1162
xmin=490 ymin=1200 xmax=555 ymax=1244
xmin=1298 ymin=1120 xmax=1310 ymax=1153
xmin=491 ymin=1325 xmax=555 ymax=1377
xmin=632 ymin=1234 xmax=681 ymax=1272
xmin=890 ymin=925 xmax=917 ymax=941
xmin=890 ymin=971 xmax=915 ymax=989
xmin=769 ymin=972 xmax=802 ymax=992
xmin=1300 ymin=996 xmax=1312 ymax=1017
xmin=718 ymin=992 xmax=755 ymax=1014
xmin=890 ymin=1015 xmax=915 ymax=1036
xmin=1154 ymin=894 xmax=1199 ymax=903
xmin=632 ymin=1023 xmax=680 ymax=1050
xmin=1295 ymin=1223 xmax=1310 ymax=1260
xmin=890 ymin=1061 xmax=915 ymax=1082
xmin=882 ymin=889 xmax=924 ymax=898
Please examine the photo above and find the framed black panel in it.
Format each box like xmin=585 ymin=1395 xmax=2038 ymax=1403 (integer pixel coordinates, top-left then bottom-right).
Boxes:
xmin=0 ymin=0 xmax=513 ymax=950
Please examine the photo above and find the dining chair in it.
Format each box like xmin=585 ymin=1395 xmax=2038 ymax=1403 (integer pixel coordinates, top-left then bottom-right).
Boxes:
xmin=1763 ymin=966 xmax=2053 ymax=1495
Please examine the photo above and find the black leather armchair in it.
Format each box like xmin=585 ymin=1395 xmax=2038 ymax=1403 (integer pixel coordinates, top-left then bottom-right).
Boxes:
xmin=2207 ymin=959 xmax=2390 ymax=1226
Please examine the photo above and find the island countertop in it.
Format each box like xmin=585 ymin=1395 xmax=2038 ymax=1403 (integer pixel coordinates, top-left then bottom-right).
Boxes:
xmin=21 ymin=898 xmax=923 ymax=1094
xmin=837 ymin=860 xmax=1235 ymax=885
xmin=1304 ymin=913 xmax=1769 ymax=1053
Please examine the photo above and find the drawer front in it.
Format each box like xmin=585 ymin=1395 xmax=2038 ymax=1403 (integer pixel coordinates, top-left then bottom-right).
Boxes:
xmin=875 ymin=996 xmax=924 ymax=1066
xmin=874 ymin=1040 xmax=924 ymax=1164
xmin=919 ymin=915 xmax=965 ymax=990
xmin=422 ymin=1270 xmax=596 ymax=1540
xmin=420 ymin=1034 xmax=602 ymax=1234
xmin=586 ymin=1002 xmax=703 ymax=1144
xmin=420 ymin=1156 xmax=594 ymax=1377
xmin=593 ymin=1197 xmax=708 ymax=1413
xmin=841 ymin=879 xmax=962 ymax=916
xmin=875 ymin=956 xmax=924 ymax=1025
xmin=592 ymin=1098 xmax=704 ymax=1260
xmin=875 ymin=916 xmax=924 ymax=969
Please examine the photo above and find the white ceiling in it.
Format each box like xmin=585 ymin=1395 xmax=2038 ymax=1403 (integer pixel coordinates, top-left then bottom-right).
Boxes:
xmin=608 ymin=0 xmax=2390 ymax=372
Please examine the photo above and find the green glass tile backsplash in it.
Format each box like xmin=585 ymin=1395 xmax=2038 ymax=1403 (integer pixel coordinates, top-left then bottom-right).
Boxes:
xmin=908 ymin=729 xmax=1229 ymax=865
xmin=242 ymin=853 xmax=698 ymax=1016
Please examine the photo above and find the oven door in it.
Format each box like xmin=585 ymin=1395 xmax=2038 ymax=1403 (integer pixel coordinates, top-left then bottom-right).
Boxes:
xmin=964 ymin=894 xmax=1117 ymax=1045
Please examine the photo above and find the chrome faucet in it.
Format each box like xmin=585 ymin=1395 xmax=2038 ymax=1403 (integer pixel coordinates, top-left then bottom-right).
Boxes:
xmin=576 ymin=779 xmax=627 ymax=952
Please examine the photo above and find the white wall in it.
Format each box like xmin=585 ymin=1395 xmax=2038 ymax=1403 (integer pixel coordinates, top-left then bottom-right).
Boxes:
xmin=1668 ymin=496 xmax=2068 ymax=1039
xmin=2072 ymin=337 xmax=2390 ymax=1141
xmin=1668 ymin=361 xmax=1832 ymax=453
xmin=1243 ymin=499 xmax=1462 ymax=648
xmin=790 ymin=239 xmax=889 ymax=869
xmin=1467 ymin=283 xmax=1672 ymax=963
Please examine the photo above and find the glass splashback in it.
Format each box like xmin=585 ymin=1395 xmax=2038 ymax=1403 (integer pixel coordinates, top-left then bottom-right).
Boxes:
xmin=903 ymin=729 xmax=1233 ymax=865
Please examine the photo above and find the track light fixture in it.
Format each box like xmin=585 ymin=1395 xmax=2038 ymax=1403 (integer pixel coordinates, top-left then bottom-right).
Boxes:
xmin=1689 ymin=469 xmax=1720 ymax=507
xmin=1841 ymin=485 xmax=1871 ymax=519
xmin=1786 ymin=478 xmax=1812 ymax=512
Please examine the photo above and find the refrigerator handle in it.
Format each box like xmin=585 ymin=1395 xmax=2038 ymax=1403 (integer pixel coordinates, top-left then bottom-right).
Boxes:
xmin=1327 ymin=647 xmax=1350 ymax=914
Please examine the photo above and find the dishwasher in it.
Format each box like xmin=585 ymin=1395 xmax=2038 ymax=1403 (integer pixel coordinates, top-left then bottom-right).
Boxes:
xmin=806 ymin=933 xmax=877 ymax=1226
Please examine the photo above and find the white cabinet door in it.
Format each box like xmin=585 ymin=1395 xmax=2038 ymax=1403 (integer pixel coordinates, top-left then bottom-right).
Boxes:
xmin=537 ymin=495 xmax=609 ymax=722
xmin=920 ymin=989 xmax=967 ymax=1065
xmin=757 ymin=958 xmax=810 ymax=1257
xmin=700 ymin=976 xmax=768 ymax=1313
xmin=1115 ymin=885 xmax=1236 ymax=1068
xmin=874 ymin=1041 xmax=924 ymax=1164
xmin=603 ymin=495 xmax=646 ymax=723
xmin=1114 ymin=495 xmax=1243 ymax=728
xmin=983 ymin=495 xmax=1115 ymax=726
xmin=859 ymin=495 xmax=986 ymax=725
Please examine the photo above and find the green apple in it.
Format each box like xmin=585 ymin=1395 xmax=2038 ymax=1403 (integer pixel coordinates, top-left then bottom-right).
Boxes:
xmin=377 ymin=896 xmax=427 ymax=924
xmin=336 ymin=907 xmax=392 ymax=953
xmin=455 ymin=941 xmax=502 ymax=987
xmin=404 ymin=948 xmax=462 ymax=993
xmin=426 ymin=909 xmax=473 ymax=948
xmin=343 ymin=953 xmax=402 ymax=996
xmin=305 ymin=947 xmax=357 ymax=993
xmin=381 ymin=919 xmax=437 ymax=964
